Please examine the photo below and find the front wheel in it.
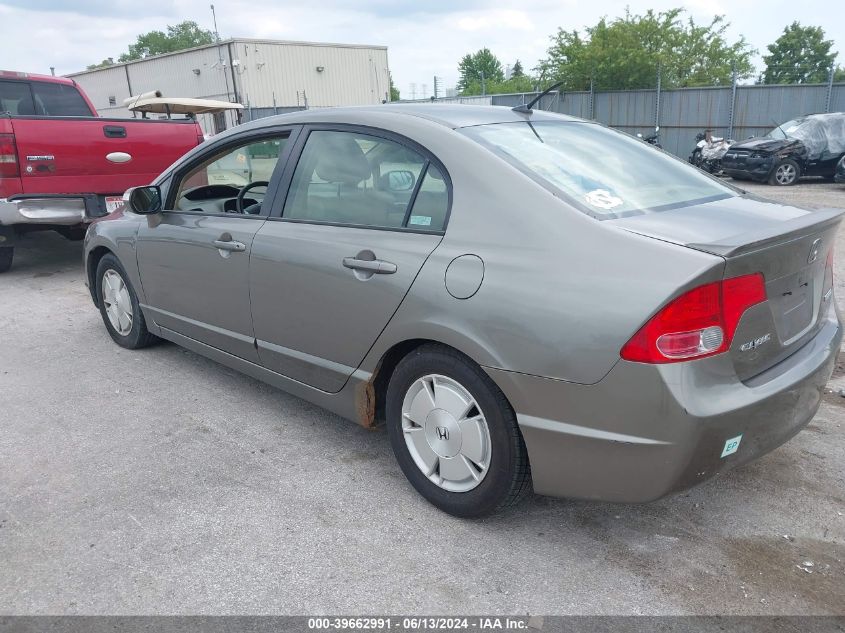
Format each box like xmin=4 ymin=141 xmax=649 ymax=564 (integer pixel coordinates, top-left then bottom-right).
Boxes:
xmin=386 ymin=344 xmax=531 ymax=517
xmin=769 ymin=159 xmax=801 ymax=186
xmin=96 ymin=254 xmax=157 ymax=349
xmin=0 ymin=247 xmax=13 ymax=273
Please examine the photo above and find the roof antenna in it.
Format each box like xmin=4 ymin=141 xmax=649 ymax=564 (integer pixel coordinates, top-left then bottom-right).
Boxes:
xmin=512 ymin=81 xmax=564 ymax=114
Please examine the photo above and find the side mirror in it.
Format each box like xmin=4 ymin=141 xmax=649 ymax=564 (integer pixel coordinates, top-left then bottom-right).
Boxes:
xmin=383 ymin=170 xmax=415 ymax=192
xmin=125 ymin=185 xmax=162 ymax=214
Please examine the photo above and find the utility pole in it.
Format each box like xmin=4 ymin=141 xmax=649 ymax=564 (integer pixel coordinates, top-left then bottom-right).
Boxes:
xmin=410 ymin=83 xmax=417 ymax=100
xmin=433 ymin=76 xmax=440 ymax=99
xmin=49 ymin=67 xmax=55 ymax=77
xmin=654 ymin=62 xmax=661 ymax=131
xmin=728 ymin=64 xmax=738 ymax=139
xmin=210 ymin=3 xmax=233 ymax=123
xmin=481 ymin=70 xmax=486 ymax=96
xmin=826 ymin=65 xmax=835 ymax=113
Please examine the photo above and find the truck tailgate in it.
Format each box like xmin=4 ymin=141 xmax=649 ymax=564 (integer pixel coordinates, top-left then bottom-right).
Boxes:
xmin=10 ymin=116 xmax=201 ymax=195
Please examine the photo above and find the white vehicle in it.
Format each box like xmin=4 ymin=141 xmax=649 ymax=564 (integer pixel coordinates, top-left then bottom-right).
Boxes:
xmin=690 ymin=129 xmax=734 ymax=173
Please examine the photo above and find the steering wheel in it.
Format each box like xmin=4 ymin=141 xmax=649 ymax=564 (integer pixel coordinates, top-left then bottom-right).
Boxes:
xmin=236 ymin=181 xmax=270 ymax=214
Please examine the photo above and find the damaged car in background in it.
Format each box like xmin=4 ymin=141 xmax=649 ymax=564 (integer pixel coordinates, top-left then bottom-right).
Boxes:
xmin=721 ymin=112 xmax=845 ymax=186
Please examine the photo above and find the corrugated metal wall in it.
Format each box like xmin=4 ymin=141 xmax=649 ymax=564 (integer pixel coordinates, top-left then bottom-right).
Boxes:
xmin=235 ymin=40 xmax=389 ymax=108
xmin=404 ymin=82 xmax=845 ymax=159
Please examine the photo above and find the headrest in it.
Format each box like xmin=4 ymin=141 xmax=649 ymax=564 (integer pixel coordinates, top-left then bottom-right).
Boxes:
xmin=312 ymin=133 xmax=372 ymax=184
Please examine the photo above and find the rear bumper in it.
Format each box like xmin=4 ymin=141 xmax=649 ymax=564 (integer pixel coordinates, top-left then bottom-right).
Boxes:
xmin=0 ymin=193 xmax=113 ymax=226
xmin=0 ymin=196 xmax=87 ymax=226
xmin=487 ymin=309 xmax=841 ymax=503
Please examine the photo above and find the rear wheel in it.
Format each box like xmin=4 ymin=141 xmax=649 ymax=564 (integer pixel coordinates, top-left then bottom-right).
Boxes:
xmin=96 ymin=254 xmax=157 ymax=349
xmin=386 ymin=344 xmax=531 ymax=517
xmin=0 ymin=247 xmax=13 ymax=273
xmin=769 ymin=159 xmax=800 ymax=186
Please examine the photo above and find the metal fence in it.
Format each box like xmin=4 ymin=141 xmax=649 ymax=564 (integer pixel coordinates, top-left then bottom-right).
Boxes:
xmin=404 ymin=81 xmax=845 ymax=159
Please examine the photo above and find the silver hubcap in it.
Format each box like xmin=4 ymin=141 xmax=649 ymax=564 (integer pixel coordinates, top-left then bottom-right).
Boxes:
xmin=776 ymin=164 xmax=796 ymax=184
xmin=401 ymin=374 xmax=492 ymax=493
xmin=102 ymin=269 xmax=133 ymax=336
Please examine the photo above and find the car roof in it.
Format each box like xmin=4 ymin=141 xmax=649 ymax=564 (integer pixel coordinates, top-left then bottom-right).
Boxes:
xmin=237 ymin=104 xmax=583 ymax=132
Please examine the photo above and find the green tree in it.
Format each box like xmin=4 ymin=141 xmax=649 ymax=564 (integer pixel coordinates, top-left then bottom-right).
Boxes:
xmin=117 ymin=20 xmax=215 ymax=62
xmin=538 ymin=8 xmax=755 ymax=90
xmin=461 ymin=75 xmax=536 ymax=96
xmin=87 ymin=57 xmax=115 ymax=70
xmin=511 ymin=60 xmax=524 ymax=78
xmin=457 ymin=48 xmax=504 ymax=92
xmin=762 ymin=22 xmax=837 ymax=84
xmin=389 ymin=73 xmax=400 ymax=101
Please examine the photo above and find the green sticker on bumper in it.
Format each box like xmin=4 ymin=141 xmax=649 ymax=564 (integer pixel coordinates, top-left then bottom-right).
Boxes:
xmin=721 ymin=435 xmax=742 ymax=458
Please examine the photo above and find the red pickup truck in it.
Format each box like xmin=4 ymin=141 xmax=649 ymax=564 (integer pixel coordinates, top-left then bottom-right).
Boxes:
xmin=0 ymin=71 xmax=204 ymax=272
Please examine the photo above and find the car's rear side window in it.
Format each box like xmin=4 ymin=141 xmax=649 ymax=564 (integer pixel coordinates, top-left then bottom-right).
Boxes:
xmin=0 ymin=81 xmax=35 ymax=115
xmin=284 ymin=130 xmax=444 ymax=230
xmin=31 ymin=82 xmax=92 ymax=116
xmin=463 ymin=121 xmax=737 ymax=219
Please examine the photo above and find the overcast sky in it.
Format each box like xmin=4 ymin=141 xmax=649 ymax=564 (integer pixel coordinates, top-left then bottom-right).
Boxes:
xmin=0 ymin=0 xmax=841 ymax=99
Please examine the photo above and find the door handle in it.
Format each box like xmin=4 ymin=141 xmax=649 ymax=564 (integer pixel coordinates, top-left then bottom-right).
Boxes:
xmin=103 ymin=125 xmax=127 ymax=138
xmin=213 ymin=239 xmax=246 ymax=252
xmin=343 ymin=257 xmax=397 ymax=274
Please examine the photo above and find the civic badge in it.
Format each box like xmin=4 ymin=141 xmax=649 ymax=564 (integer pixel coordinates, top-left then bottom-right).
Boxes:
xmin=808 ymin=238 xmax=822 ymax=264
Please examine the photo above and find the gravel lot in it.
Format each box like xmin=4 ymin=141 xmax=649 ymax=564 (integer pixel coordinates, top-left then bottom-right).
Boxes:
xmin=1 ymin=180 xmax=844 ymax=615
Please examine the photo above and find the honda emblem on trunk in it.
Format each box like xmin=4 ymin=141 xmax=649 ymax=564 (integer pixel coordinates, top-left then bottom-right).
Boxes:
xmin=808 ymin=238 xmax=822 ymax=264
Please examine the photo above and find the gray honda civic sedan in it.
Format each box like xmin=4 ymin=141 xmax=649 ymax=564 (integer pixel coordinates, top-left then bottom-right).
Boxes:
xmin=84 ymin=104 xmax=842 ymax=517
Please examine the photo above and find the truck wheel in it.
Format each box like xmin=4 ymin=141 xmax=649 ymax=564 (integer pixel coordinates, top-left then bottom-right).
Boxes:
xmin=769 ymin=159 xmax=800 ymax=186
xmin=385 ymin=343 xmax=532 ymax=518
xmin=0 ymin=247 xmax=13 ymax=273
xmin=95 ymin=253 xmax=157 ymax=349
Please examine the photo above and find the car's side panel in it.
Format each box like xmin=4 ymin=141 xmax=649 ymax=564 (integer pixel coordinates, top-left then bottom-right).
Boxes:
xmin=250 ymin=222 xmax=442 ymax=393
xmin=136 ymin=213 xmax=265 ymax=362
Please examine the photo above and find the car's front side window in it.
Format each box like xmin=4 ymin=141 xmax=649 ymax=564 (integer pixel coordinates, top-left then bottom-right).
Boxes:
xmin=172 ymin=135 xmax=288 ymax=215
xmin=283 ymin=130 xmax=446 ymax=230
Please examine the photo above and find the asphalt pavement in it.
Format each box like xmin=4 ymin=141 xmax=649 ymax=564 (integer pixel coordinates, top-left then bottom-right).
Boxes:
xmin=1 ymin=180 xmax=843 ymax=614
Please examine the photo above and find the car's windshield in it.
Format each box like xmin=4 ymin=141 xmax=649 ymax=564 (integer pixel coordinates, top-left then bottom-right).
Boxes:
xmin=764 ymin=118 xmax=806 ymax=140
xmin=462 ymin=121 xmax=736 ymax=219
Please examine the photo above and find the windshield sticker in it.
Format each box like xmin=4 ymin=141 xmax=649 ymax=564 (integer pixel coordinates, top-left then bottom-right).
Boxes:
xmin=584 ymin=189 xmax=623 ymax=211
xmin=409 ymin=215 xmax=432 ymax=226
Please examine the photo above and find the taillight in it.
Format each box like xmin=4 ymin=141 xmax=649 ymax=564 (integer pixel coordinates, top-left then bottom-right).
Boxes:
xmin=620 ymin=273 xmax=766 ymax=364
xmin=0 ymin=133 xmax=20 ymax=179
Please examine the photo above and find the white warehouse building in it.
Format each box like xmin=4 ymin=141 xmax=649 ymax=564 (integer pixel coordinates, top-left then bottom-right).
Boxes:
xmin=67 ymin=38 xmax=390 ymax=134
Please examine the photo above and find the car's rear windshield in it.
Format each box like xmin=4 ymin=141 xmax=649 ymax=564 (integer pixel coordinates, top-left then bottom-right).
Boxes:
xmin=462 ymin=121 xmax=736 ymax=219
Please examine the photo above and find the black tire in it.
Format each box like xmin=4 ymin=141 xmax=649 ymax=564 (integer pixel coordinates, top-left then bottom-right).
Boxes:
xmin=0 ymin=247 xmax=13 ymax=273
xmin=95 ymin=253 xmax=157 ymax=349
xmin=386 ymin=343 xmax=531 ymax=518
xmin=689 ymin=149 xmax=702 ymax=167
xmin=769 ymin=158 xmax=801 ymax=186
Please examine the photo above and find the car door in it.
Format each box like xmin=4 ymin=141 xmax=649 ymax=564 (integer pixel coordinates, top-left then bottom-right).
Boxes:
xmin=249 ymin=127 xmax=451 ymax=392
xmin=136 ymin=128 xmax=299 ymax=363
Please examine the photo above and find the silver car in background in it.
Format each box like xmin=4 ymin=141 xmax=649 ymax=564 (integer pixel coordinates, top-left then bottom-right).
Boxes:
xmin=84 ymin=105 xmax=842 ymax=517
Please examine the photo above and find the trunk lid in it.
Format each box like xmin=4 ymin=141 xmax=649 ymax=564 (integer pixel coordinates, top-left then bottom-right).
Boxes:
xmin=610 ymin=195 xmax=842 ymax=380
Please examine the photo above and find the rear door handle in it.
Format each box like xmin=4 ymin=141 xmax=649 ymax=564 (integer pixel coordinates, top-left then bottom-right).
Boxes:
xmin=213 ymin=239 xmax=246 ymax=252
xmin=343 ymin=257 xmax=397 ymax=274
